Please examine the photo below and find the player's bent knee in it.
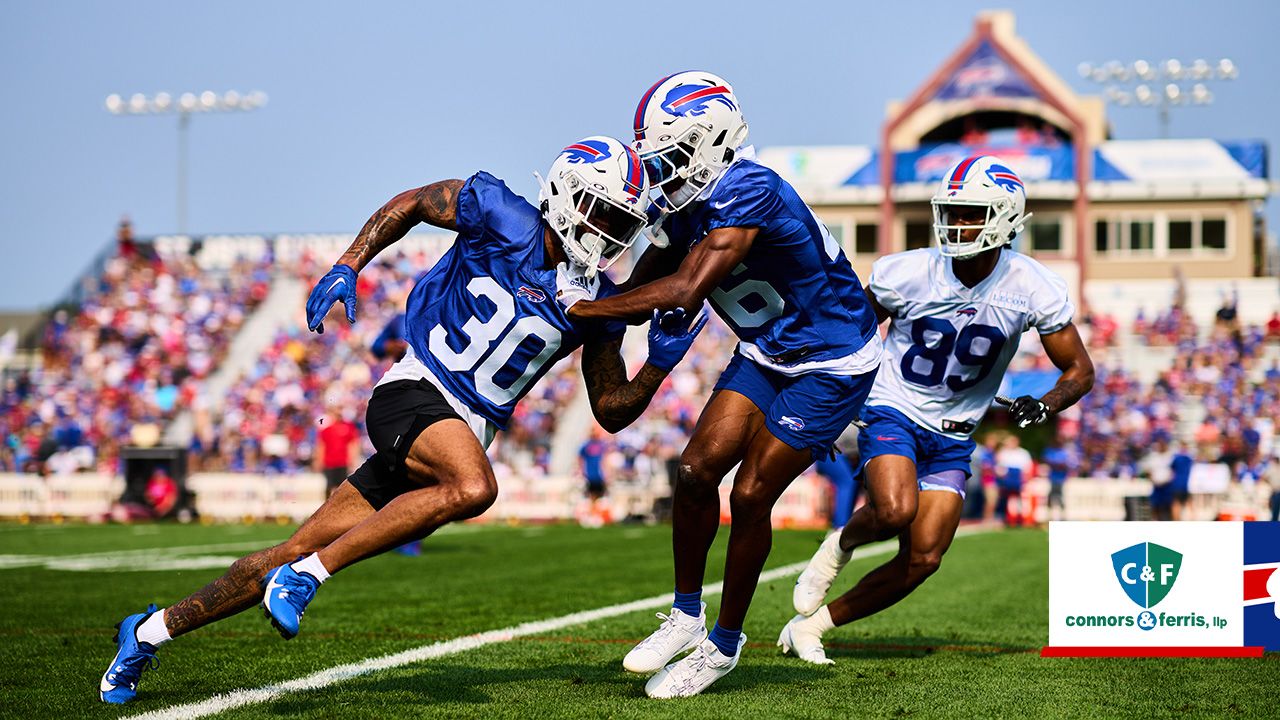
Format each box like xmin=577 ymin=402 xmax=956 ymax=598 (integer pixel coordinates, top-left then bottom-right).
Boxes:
xmin=452 ymin=476 xmax=498 ymax=519
xmin=907 ymin=552 xmax=942 ymax=582
xmin=728 ymin=480 xmax=774 ymax=522
xmin=875 ymin=498 xmax=918 ymax=531
xmin=675 ymin=461 xmax=719 ymax=499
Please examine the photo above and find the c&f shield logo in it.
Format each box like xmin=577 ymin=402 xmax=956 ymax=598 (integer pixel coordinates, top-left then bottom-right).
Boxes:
xmin=1111 ymin=542 xmax=1183 ymax=608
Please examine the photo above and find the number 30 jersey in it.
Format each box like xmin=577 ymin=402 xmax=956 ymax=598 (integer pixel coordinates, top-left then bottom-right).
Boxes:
xmin=402 ymin=172 xmax=624 ymax=429
xmin=866 ymin=247 xmax=1074 ymax=439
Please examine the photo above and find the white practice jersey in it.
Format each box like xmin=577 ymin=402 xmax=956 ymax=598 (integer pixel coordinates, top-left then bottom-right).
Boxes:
xmin=866 ymin=247 xmax=1074 ymax=439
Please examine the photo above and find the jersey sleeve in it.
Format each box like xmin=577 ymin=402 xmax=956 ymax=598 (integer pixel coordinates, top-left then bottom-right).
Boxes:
xmin=867 ymin=255 xmax=908 ymax=318
xmin=1028 ymin=268 xmax=1075 ymax=335
xmin=703 ymin=171 xmax=778 ymax=234
xmin=454 ymin=171 xmax=541 ymax=253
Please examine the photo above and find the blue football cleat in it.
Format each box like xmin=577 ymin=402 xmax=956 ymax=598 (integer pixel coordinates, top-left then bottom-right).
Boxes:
xmin=261 ymin=563 xmax=320 ymax=639
xmin=99 ymin=604 xmax=161 ymax=704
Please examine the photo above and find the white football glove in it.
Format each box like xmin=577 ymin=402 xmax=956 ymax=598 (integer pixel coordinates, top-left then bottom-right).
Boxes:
xmin=555 ymin=262 xmax=599 ymax=310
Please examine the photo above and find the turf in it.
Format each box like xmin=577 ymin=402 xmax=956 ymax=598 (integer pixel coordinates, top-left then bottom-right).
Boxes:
xmin=0 ymin=521 xmax=1273 ymax=719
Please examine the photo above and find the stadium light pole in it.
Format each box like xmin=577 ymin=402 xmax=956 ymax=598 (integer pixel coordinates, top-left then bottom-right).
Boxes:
xmin=105 ymin=90 xmax=268 ymax=234
xmin=1076 ymin=59 xmax=1235 ymax=138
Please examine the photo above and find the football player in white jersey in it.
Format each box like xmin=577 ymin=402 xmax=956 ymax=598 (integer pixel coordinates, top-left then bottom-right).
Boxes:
xmin=777 ymin=155 xmax=1094 ymax=664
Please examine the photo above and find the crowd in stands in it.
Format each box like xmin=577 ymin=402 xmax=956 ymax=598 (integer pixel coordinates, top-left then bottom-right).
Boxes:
xmin=2 ymin=222 xmax=271 ymax=476
xmin=6 ymin=221 xmax=1278 ymax=524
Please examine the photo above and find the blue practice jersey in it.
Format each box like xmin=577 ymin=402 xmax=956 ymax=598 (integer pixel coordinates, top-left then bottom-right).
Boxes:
xmin=659 ymin=157 xmax=878 ymax=368
xmin=404 ymin=172 xmax=625 ymax=429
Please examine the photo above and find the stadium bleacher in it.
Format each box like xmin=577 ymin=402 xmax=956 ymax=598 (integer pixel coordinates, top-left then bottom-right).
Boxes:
xmin=4 ymin=232 xmax=1277 ymax=524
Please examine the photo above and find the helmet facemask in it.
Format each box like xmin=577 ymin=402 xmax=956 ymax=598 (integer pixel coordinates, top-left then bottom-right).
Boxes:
xmin=931 ymin=197 xmax=1031 ymax=259
xmin=640 ymin=128 xmax=720 ymax=211
xmin=540 ymin=169 xmax=647 ymax=278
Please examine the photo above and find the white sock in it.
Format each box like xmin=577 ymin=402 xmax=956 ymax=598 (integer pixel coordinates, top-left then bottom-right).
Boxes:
xmin=290 ymin=553 xmax=331 ymax=583
xmin=135 ymin=609 xmax=172 ymax=646
xmin=803 ymin=605 xmax=836 ymax=634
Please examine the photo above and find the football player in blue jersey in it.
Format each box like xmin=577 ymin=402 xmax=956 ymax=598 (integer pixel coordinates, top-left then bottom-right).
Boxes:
xmin=778 ymin=156 xmax=1094 ymax=665
xmin=566 ymin=72 xmax=883 ymax=698
xmin=97 ymin=136 xmax=707 ymax=704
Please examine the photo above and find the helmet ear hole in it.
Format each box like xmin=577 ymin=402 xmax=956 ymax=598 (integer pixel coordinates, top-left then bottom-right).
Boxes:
xmin=712 ymin=129 xmax=727 ymax=147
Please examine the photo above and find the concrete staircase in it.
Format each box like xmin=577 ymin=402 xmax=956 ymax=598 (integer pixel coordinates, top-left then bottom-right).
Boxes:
xmin=163 ymin=276 xmax=306 ymax=445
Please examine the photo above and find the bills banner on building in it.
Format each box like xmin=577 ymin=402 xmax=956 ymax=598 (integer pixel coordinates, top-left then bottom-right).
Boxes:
xmin=1045 ymin=521 xmax=1278 ymax=657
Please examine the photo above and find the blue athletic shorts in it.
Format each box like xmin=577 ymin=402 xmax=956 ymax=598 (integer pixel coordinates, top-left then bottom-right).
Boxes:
xmin=856 ymin=405 xmax=976 ymax=495
xmin=712 ymin=353 xmax=876 ymax=459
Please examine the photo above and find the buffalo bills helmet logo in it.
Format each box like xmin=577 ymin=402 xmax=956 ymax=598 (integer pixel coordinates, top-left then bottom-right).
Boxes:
xmin=956 ymin=307 xmax=978 ymax=317
xmin=985 ymin=163 xmax=1025 ymax=194
xmin=561 ymin=140 xmax=613 ymax=164
xmin=660 ymin=84 xmax=738 ymax=118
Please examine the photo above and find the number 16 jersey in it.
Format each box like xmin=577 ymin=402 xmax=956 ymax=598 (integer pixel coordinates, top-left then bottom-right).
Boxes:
xmin=866 ymin=247 xmax=1073 ymax=439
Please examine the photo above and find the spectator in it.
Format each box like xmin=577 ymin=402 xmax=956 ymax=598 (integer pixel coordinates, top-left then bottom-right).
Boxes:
xmin=1042 ymin=440 xmax=1076 ymax=521
xmin=315 ymin=409 xmax=360 ymax=496
xmin=995 ymin=435 xmax=1031 ymax=526
xmin=1170 ymin=441 xmax=1194 ymax=521
xmin=578 ymin=427 xmax=611 ymax=528
xmin=1141 ymin=437 xmax=1176 ymax=521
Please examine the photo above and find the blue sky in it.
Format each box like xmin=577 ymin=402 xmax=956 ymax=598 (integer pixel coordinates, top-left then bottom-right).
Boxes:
xmin=2 ymin=0 xmax=1276 ymax=310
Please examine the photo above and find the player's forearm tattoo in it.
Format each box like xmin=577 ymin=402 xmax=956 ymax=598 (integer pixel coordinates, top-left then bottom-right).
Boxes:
xmin=1041 ymin=376 xmax=1090 ymax=414
xmin=583 ymin=342 xmax=668 ymax=432
xmin=337 ymin=180 xmax=462 ymax=271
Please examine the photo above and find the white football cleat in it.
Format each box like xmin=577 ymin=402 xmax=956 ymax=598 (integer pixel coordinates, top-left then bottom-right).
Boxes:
xmin=644 ymin=634 xmax=746 ymax=699
xmin=777 ymin=614 xmax=835 ymax=665
xmin=623 ymin=603 xmax=707 ymax=673
xmin=793 ymin=530 xmax=852 ymax=616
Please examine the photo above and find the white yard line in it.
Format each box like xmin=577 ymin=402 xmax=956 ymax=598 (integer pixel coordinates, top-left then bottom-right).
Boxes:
xmin=129 ymin=527 xmax=994 ymax=720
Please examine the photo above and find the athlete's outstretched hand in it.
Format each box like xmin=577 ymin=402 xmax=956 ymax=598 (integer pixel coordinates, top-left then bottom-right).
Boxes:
xmin=306 ymin=263 xmax=358 ymax=334
xmin=647 ymin=306 xmax=709 ymax=371
xmin=555 ymin=262 xmax=599 ymax=310
xmin=1008 ymin=395 xmax=1050 ymax=428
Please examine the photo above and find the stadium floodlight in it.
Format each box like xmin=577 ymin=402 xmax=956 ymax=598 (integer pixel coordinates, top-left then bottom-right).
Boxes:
xmin=1078 ymin=57 xmax=1236 ymax=138
xmin=105 ymin=90 xmax=267 ymax=234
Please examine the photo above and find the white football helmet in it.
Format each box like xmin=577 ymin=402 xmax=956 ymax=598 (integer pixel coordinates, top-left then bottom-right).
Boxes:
xmin=931 ymin=155 xmax=1032 ymax=259
xmin=537 ymin=136 xmax=650 ymax=277
xmin=632 ymin=71 xmax=749 ymax=211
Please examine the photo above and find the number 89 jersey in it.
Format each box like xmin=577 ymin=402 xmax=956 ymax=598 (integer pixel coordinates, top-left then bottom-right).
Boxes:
xmin=866 ymin=247 xmax=1074 ymax=439
xmin=403 ymin=172 xmax=625 ymax=429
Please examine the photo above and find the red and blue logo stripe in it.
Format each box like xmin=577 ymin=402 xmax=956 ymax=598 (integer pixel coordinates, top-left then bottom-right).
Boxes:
xmin=621 ymin=145 xmax=645 ymax=203
xmin=634 ymin=73 xmax=678 ymax=140
xmin=947 ymin=155 xmax=981 ymax=192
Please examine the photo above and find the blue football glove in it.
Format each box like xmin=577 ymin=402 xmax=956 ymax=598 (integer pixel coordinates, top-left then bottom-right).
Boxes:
xmin=647 ymin=306 xmax=709 ymax=372
xmin=305 ymin=263 xmax=358 ymax=334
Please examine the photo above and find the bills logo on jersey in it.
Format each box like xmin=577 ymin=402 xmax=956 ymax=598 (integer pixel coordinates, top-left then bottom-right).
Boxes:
xmin=778 ymin=416 xmax=806 ymax=432
xmin=955 ymin=307 xmax=978 ymax=317
xmin=1243 ymin=521 xmax=1280 ymax=650
xmin=516 ymin=286 xmax=547 ymax=303
xmin=562 ymin=140 xmax=612 ymax=164
xmin=985 ymin=164 xmax=1025 ymax=194
xmin=660 ymin=84 xmax=738 ymax=118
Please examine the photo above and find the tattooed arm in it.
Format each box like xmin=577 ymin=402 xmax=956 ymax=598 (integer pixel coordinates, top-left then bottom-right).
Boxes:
xmin=580 ymin=337 xmax=670 ymax=433
xmin=1038 ymin=323 xmax=1095 ymax=413
xmin=337 ymin=179 xmax=464 ymax=271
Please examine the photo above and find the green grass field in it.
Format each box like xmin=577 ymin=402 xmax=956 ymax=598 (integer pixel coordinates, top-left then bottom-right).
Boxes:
xmin=0 ymin=521 xmax=1274 ymax=719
